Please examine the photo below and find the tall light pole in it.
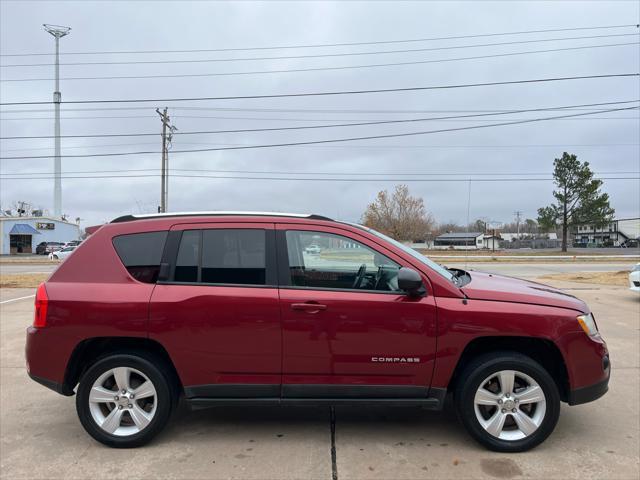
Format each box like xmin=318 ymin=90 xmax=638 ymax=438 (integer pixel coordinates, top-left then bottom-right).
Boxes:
xmin=43 ymin=24 xmax=71 ymax=218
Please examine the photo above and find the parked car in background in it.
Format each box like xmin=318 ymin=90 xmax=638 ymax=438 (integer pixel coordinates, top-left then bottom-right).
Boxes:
xmin=621 ymin=239 xmax=640 ymax=248
xmin=64 ymin=240 xmax=82 ymax=248
xmin=630 ymin=264 xmax=640 ymax=292
xmin=35 ymin=242 xmax=48 ymax=255
xmin=26 ymin=212 xmax=610 ymax=452
xmin=49 ymin=245 xmax=77 ymax=261
xmin=36 ymin=242 xmax=64 ymax=255
xmin=305 ymin=244 xmax=321 ymax=255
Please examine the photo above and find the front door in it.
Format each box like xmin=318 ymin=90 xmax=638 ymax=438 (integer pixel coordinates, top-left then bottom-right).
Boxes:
xmin=276 ymin=224 xmax=437 ymax=399
xmin=149 ymin=223 xmax=281 ymax=399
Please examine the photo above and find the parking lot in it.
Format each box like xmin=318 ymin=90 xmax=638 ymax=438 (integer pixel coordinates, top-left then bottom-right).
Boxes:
xmin=1 ymin=274 xmax=639 ymax=479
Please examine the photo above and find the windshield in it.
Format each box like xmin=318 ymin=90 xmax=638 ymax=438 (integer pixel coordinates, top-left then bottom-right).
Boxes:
xmin=349 ymin=223 xmax=456 ymax=283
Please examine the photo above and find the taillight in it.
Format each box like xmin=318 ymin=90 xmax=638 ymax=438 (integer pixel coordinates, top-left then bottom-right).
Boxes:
xmin=33 ymin=283 xmax=49 ymax=328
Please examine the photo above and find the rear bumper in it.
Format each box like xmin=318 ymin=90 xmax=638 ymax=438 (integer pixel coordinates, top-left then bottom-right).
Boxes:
xmin=27 ymin=371 xmax=74 ymax=396
xmin=568 ymin=374 xmax=609 ymax=405
xmin=25 ymin=326 xmax=73 ymax=396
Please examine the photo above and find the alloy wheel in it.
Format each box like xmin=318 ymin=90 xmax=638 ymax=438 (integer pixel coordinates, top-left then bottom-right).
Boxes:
xmin=473 ymin=369 xmax=546 ymax=441
xmin=88 ymin=366 xmax=157 ymax=437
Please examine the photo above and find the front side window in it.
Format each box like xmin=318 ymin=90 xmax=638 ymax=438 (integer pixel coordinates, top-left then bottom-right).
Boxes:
xmin=173 ymin=229 xmax=267 ymax=286
xmin=284 ymin=230 xmax=401 ymax=292
xmin=112 ymin=231 xmax=168 ymax=284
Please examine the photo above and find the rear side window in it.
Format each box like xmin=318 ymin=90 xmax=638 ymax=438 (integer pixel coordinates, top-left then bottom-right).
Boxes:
xmin=112 ymin=231 xmax=168 ymax=284
xmin=173 ymin=229 xmax=267 ymax=285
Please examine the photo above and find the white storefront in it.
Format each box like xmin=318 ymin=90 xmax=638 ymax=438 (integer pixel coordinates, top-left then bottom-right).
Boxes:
xmin=0 ymin=217 xmax=80 ymax=255
xmin=572 ymin=218 xmax=640 ymax=246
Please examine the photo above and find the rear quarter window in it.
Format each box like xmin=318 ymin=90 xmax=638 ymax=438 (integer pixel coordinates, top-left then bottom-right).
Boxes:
xmin=112 ymin=231 xmax=168 ymax=283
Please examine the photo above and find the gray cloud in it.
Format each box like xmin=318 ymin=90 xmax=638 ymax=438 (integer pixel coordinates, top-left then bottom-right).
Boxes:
xmin=1 ymin=0 xmax=638 ymax=228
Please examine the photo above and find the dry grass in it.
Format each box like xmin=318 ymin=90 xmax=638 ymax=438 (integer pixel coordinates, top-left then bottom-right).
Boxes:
xmin=0 ymin=273 xmax=49 ymax=289
xmin=416 ymin=249 xmax=607 ymax=256
xmin=538 ymin=270 xmax=630 ymax=287
xmin=439 ymin=257 xmax=631 ymax=263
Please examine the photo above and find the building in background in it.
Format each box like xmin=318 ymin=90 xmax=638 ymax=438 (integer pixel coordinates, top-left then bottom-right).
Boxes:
xmin=0 ymin=216 xmax=80 ymax=255
xmin=571 ymin=218 xmax=640 ymax=247
xmin=481 ymin=233 xmax=502 ymax=250
xmin=433 ymin=232 xmax=484 ymax=250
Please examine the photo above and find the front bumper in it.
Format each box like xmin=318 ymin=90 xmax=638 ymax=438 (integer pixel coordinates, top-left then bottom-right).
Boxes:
xmin=568 ymin=372 xmax=610 ymax=405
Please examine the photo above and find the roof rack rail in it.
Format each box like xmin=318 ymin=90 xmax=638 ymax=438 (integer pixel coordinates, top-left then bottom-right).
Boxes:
xmin=111 ymin=211 xmax=333 ymax=223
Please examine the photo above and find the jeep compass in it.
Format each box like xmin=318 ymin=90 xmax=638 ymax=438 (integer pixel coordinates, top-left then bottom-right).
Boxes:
xmin=25 ymin=212 xmax=610 ymax=451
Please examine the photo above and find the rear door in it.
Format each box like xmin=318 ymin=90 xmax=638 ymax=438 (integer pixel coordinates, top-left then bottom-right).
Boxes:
xmin=276 ymin=224 xmax=438 ymax=399
xmin=149 ymin=222 xmax=281 ymax=399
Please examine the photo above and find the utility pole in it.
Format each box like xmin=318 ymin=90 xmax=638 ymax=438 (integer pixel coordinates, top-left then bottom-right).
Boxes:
xmin=43 ymin=24 xmax=71 ymax=219
xmin=156 ymin=108 xmax=177 ymax=213
xmin=514 ymin=210 xmax=523 ymax=240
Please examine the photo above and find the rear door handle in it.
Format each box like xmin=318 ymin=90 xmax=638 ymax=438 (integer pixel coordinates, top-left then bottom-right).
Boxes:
xmin=290 ymin=302 xmax=327 ymax=313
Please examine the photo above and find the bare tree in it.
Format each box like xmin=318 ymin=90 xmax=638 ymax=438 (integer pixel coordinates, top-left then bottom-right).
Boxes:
xmin=433 ymin=221 xmax=465 ymax=236
xmin=361 ymin=185 xmax=434 ymax=242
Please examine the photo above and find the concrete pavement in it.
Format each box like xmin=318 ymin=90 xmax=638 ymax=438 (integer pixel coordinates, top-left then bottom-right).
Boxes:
xmin=1 ymin=281 xmax=639 ymax=479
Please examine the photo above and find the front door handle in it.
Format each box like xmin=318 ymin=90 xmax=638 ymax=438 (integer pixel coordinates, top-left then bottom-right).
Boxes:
xmin=290 ymin=302 xmax=327 ymax=313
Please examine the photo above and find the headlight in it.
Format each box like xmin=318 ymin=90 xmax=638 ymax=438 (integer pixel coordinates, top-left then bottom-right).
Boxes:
xmin=577 ymin=313 xmax=598 ymax=336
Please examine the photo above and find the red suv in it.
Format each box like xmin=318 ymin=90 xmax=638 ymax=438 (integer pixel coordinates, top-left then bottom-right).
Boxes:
xmin=26 ymin=212 xmax=610 ymax=451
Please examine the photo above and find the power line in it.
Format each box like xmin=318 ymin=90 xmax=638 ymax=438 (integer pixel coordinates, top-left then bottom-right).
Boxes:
xmin=0 ymin=73 xmax=636 ymax=106
xmin=3 ymin=33 xmax=637 ymax=68
xmin=3 ymin=168 xmax=637 ymax=177
xmin=1 ymin=105 xmax=636 ymax=114
xmin=2 ymin=142 xmax=637 ymax=154
xmin=3 ymin=42 xmax=637 ymax=82
xmin=1 ymin=105 xmax=637 ymax=159
xmin=2 ymin=115 xmax=637 ymax=122
xmin=2 ymin=174 xmax=638 ymax=182
xmin=3 ymin=23 xmax=637 ymax=57
xmin=1 ymin=100 xmax=636 ymax=140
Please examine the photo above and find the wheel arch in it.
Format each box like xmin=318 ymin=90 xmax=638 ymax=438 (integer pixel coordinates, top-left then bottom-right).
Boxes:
xmin=63 ymin=337 xmax=183 ymax=396
xmin=447 ymin=336 xmax=570 ymax=402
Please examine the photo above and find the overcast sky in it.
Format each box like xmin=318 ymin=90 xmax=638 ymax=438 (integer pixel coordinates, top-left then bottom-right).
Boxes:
xmin=1 ymin=0 xmax=639 ymax=229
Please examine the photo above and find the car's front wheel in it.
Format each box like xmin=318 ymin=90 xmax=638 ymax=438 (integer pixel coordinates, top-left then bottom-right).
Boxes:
xmin=76 ymin=353 xmax=174 ymax=448
xmin=455 ymin=352 xmax=560 ymax=452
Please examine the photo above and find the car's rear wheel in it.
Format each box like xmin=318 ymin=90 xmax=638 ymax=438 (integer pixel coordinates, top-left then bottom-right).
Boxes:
xmin=455 ymin=352 xmax=560 ymax=452
xmin=76 ymin=353 xmax=174 ymax=448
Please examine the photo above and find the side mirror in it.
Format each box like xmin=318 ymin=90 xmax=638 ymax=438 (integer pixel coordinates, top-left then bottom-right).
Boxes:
xmin=397 ymin=267 xmax=426 ymax=297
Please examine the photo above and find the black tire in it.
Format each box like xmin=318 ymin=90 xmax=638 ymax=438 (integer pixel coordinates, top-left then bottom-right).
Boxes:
xmin=76 ymin=353 xmax=174 ymax=448
xmin=454 ymin=351 xmax=560 ymax=452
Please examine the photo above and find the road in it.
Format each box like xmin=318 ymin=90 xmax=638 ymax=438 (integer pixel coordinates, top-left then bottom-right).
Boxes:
xmin=447 ymin=262 xmax=636 ymax=278
xmin=1 ymin=261 xmax=636 ymax=277
xmin=0 ymin=263 xmax=57 ymax=274
xmin=1 ymin=279 xmax=639 ymax=479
